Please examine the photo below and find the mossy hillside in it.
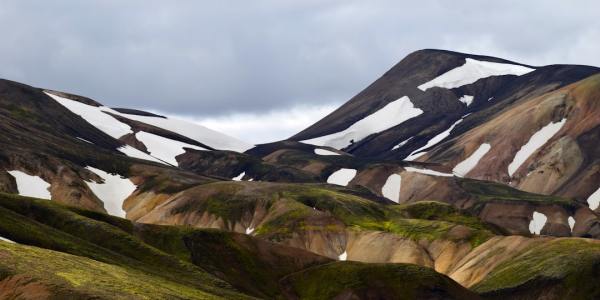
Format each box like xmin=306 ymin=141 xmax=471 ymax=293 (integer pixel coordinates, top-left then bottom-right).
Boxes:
xmin=141 ymin=181 xmax=495 ymax=248
xmin=177 ymin=149 xmax=319 ymax=183
xmin=0 ymin=242 xmax=243 ymax=300
xmin=183 ymin=229 xmax=331 ymax=299
xmin=0 ymin=193 xmax=244 ymax=297
xmin=473 ymin=238 xmax=600 ymax=298
xmin=170 ymin=182 xmax=266 ymax=229
xmin=459 ymin=178 xmax=575 ymax=208
xmin=280 ymin=261 xmax=480 ymax=300
xmin=393 ymin=201 xmax=505 ymax=233
xmin=250 ymin=184 xmax=495 ymax=246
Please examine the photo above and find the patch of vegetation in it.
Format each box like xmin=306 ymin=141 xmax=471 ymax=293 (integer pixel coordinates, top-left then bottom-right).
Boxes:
xmin=473 ymin=238 xmax=600 ymax=299
xmin=281 ymin=261 xmax=479 ymax=300
xmin=0 ymin=242 xmax=233 ymax=299
xmin=459 ymin=178 xmax=575 ymax=208
xmin=0 ymin=192 xmax=248 ymax=299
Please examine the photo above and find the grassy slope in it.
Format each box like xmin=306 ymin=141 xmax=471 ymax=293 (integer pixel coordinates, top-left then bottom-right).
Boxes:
xmin=255 ymin=183 xmax=497 ymax=247
xmin=280 ymin=261 xmax=480 ymax=300
xmin=0 ymin=193 xmax=252 ymax=299
xmin=0 ymin=242 xmax=225 ymax=300
xmin=473 ymin=238 xmax=600 ymax=299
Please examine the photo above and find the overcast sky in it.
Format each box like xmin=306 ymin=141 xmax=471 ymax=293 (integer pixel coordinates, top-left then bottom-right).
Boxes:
xmin=1 ymin=1 xmax=599 ymax=143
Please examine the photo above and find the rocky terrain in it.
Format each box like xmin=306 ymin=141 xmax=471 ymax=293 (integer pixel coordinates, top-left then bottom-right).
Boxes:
xmin=1 ymin=49 xmax=600 ymax=299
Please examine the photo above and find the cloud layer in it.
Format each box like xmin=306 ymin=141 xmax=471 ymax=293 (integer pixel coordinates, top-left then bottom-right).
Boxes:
xmin=0 ymin=1 xmax=599 ymax=142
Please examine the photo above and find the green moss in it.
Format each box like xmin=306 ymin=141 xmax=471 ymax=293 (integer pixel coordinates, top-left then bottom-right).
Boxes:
xmin=0 ymin=193 xmax=247 ymax=298
xmin=0 ymin=242 xmax=237 ymax=299
xmin=281 ymin=261 xmax=478 ymax=300
xmin=474 ymin=239 xmax=600 ymax=298
xmin=459 ymin=178 xmax=575 ymax=208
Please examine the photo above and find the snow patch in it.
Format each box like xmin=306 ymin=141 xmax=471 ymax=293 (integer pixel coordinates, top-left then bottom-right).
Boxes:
xmin=76 ymin=137 xmax=93 ymax=144
xmin=117 ymin=145 xmax=168 ymax=165
xmin=8 ymin=170 xmax=51 ymax=199
xmin=314 ymin=148 xmax=340 ymax=156
xmin=112 ymin=111 xmax=252 ymax=152
xmin=587 ymin=186 xmax=600 ymax=210
xmin=47 ymin=91 xmax=252 ymax=152
xmin=528 ymin=211 xmax=547 ymax=235
xmin=459 ymin=95 xmax=474 ymax=106
xmin=85 ymin=167 xmax=136 ymax=217
xmin=405 ymin=118 xmax=464 ymax=161
xmin=135 ymin=131 xmax=206 ymax=166
xmin=508 ymin=119 xmax=567 ymax=177
xmin=418 ymin=58 xmax=534 ymax=91
xmin=245 ymin=226 xmax=255 ymax=235
xmin=46 ymin=92 xmax=132 ymax=139
xmin=302 ymin=96 xmax=423 ymax=149
xmin=327 ymin=168 xmax=357 ymax=186
xmin=232 ymin=171 xmax=245 ymax=181
xmin=452 ymin=143 xmax=491 ymax=177
xmin=392 ymin=137 xmax=413 ymax=150
xmin=381 ymin=174 xmax=401 ymax=203
xmin=338 ymin=251 xmax=347 ymax=261
xmin=403 ymin=167 xmax=453 ymax=177
xmin=568 ymin=216 xmax=575 ymax=232
xmin=0 ymin=236 xmax=15 ymax=244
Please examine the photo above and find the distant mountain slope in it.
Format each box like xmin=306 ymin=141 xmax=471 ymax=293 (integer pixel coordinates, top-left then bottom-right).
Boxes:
xmin=3 ymin=49 xmax=600 ymax=299
xmin=288 ymin=49 xmax=600 ymax=211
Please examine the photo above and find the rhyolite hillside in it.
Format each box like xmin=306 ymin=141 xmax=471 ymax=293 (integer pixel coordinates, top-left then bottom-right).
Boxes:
xmin=2 ymin=49 xmax=600 ymax=299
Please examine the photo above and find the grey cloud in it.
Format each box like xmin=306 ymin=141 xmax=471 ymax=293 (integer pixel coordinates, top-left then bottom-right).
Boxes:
xmin=0 ymin=0 xmax=599 ymax=117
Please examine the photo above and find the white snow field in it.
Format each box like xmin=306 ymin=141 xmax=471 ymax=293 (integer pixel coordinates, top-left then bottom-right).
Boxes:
xmin=47 ymin=91 xmax=252 ymax=154
xmin=232 ymin=171 xmax=245 ymax=181
xmin=381 ymin=174 xmax=402 ymax=202
xmin=0 ymin=236 xmax=15 ymax=244
xmin=452 ymin=143 xmax=491 ymax=177
xmin=245 ymin=226 xmax=255 ymax=235
xmin=46 ymin=92 xmax=133 ymax=139
xmin=338 ymin=251 xmax=348 ymax=261
xmin=117 ymin=145 xmax=167 ymax=165
xmin=85 ymin=167 xmax=136 ymax=217
xmin=568 ymin=216 xmax=576 ymax=232
xmin=314 ymin=148 xmax=341 ymax=156
xmin=403 ymin=167 xmax=453 ymax=177
xmin=508 ymin=119 xmax=567 ymax=177
xmin=458 ymin=95 xmax=474 ymax=106
xmin=113 ymin=111 xmax=252 ymax=152
xmin=391 ymin=137 xmax=413 ymax=150
xmin=529 ymin=211 xmax=547 ymax=235
xmin=587 ymin=186 xmax=600 ymax=210
xmin=404 ymin=118 xmax=464 ymax=161
xmin=302 ymin=96 xmax=423 ymax=149
xmin=135 ymin=131 xmax=206 ymax=166
xmin=327 ymin=168 xmax=357 ymax=186
xmin=8 ymin=170 xmax=52 ymax=199
xmin=418 ymin=58 xmax=534 ymax=91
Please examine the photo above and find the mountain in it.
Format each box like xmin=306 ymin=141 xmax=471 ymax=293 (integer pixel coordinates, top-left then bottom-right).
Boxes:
xmin=2 ymin=49 xmax=600 ymax=299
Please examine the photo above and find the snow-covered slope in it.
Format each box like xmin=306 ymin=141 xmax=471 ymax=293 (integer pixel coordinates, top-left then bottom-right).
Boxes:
xmin=405 ymin=118 xmax=465 ymax=161
xmin=452 ymin=143 xmax=491 ymax=177
xmin=135 ymin=131 xmax=206 ymax=165
xmin=8 ymin=170 xmax=52 ymax=199
xmin=418 ymin=58 xmax=534 ymax=91
xmin=117 ymin=145 xmax=167 ymax=165
xmin=46 ymin=92 xmax=132 ymax=139
xmin=85 ymin=167 xmax=136 ymax=217
xmin=302 ymin=96 xmax=423 ymax=149
xmin=508 ymin=119 xmax=567 ymax=177
xmin=112 ymin=111 xmax=252 ymax=152
xmin=381 ymin=173 xmax=401 ymax=202
xmin=327 ymin=168 xmax=357 ymax=186
xmin=46 ymin=91 xmax=251 ymax=156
